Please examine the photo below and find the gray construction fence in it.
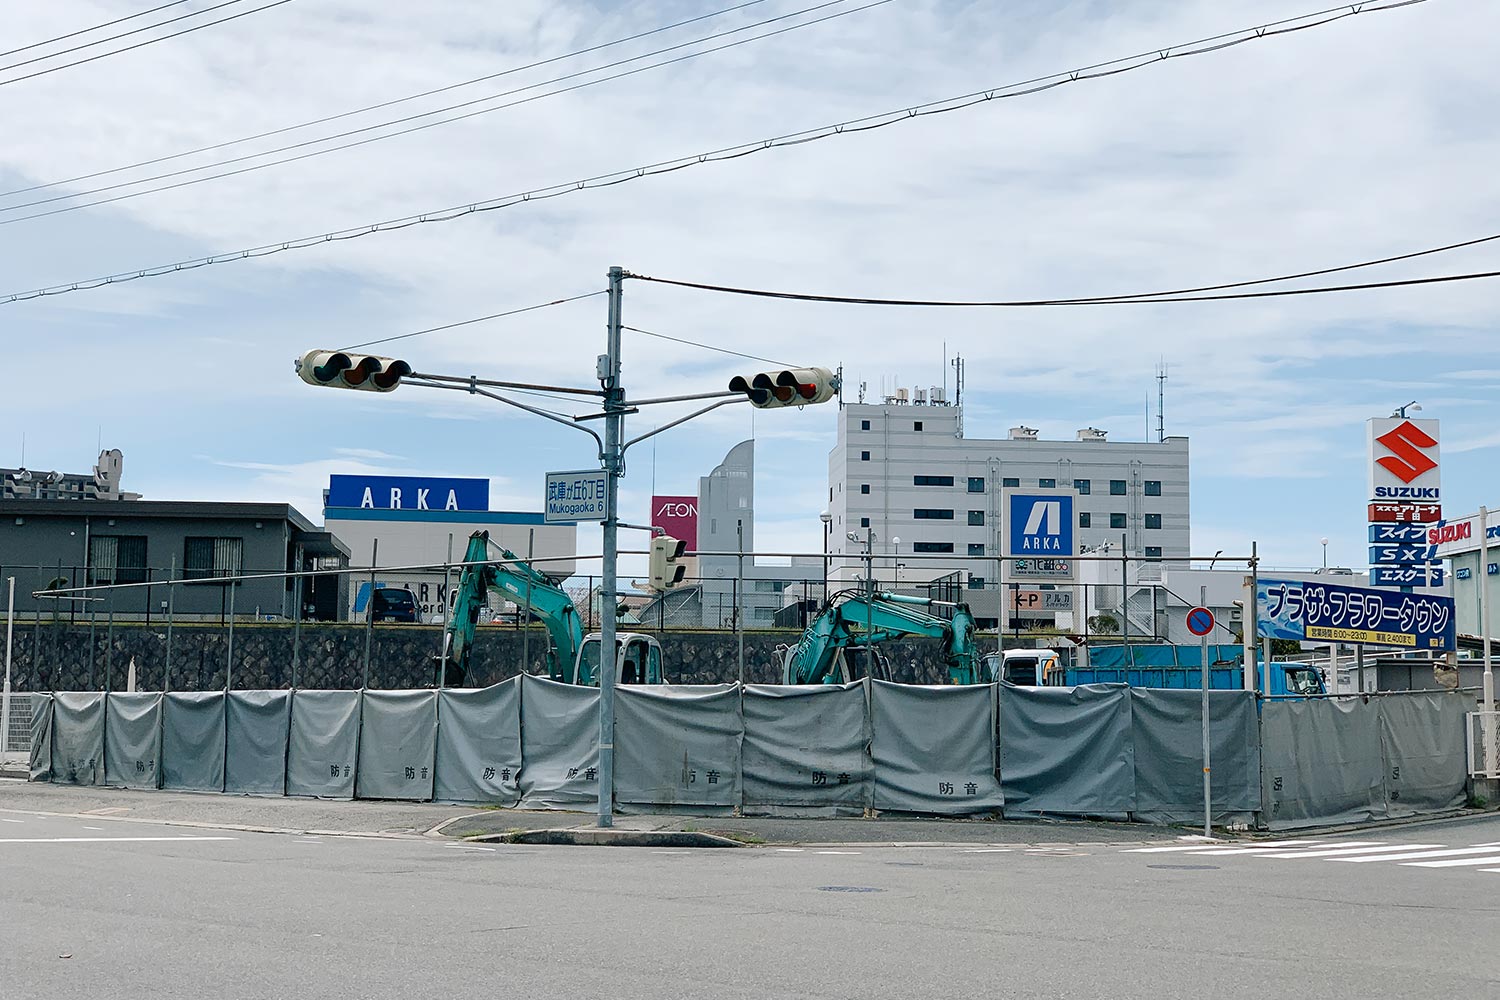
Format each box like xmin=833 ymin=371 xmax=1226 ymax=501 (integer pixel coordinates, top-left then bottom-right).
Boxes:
xmin=27 ymin=681 xmax=1470 ymax=828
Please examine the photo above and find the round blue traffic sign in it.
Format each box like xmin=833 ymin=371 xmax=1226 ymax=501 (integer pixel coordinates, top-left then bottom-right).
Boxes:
xmin=1186 ymin=606 xmax=1215 ymax=637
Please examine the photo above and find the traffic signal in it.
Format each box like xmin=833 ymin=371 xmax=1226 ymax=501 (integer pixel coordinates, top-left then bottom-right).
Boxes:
xmin=296 ymin=350 xmax=412 ymax=392
xmin=728 ymin=367 xmax=837 ymax=408
xmin=649 ymin=534 xmax=688 ymax=590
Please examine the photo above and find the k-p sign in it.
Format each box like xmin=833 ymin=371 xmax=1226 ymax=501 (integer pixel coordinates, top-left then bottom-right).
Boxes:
xmin=650 ymin=495 xmax=698 ymax=549
xmin=1003 ymin=489 xmax=1078 ymax=561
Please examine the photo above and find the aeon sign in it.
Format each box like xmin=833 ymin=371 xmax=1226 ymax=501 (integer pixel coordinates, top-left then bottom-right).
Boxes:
xmin=1367 ymin=418 xmax=1440 ymax=501
xmin=651 ymin=495 xmax=699 ymax=548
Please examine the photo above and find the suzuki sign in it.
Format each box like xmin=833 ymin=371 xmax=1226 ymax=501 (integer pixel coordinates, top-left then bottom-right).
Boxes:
xmin=1367 ymin=418 xmax=1440 ymax=501
xmin=650 ymin=494 xmax=699 ymax=549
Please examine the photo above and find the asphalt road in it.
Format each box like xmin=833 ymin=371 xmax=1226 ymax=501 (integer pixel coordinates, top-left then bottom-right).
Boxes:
xmin=3 ymin=806 xmax=1498 ymax=999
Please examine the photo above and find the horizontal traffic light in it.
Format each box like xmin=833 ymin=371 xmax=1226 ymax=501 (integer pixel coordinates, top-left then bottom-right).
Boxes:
xmin=728 ymin=366 xmax=837 ymax=408
xmin=296 ymin=350 xmax=412 ymax=392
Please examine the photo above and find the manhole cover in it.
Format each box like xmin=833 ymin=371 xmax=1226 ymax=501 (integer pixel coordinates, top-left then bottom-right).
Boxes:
xmin=1147 ymin=864 xmax=1220 ymax=871
xmin=817 ymin=885 xmax=885 ymax=893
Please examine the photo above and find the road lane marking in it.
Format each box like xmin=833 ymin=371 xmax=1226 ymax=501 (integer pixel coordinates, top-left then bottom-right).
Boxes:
xmin=81 ymin=826 xmax=105 ymax=831
xmin=0 ymin=818 xmax=23 ymax=824
xmin=817 ymin=851 xmax=862 ymax=855
xmin=776 ymin=849 xmax=804 ymax=853
xmin=1337 ymin=847 xmax=1500 ymax=863
xmin=0 ymin=836 xmax=235 ymax=844
xmin=1404 ymin=854 xmax=1500 ymax=868
xmin=444 ymin=844 xmax=496 ymax=852
xmin=1255 ymin=844 xmax=1442 ymax=859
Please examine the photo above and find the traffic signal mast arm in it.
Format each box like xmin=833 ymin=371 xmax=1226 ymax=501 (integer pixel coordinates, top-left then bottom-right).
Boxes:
xmin=780 ymin=590 xmax=979 ymax=685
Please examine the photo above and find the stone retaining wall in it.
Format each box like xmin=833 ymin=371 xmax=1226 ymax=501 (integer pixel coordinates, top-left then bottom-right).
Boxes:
xmin=4 ymin=622 xmax=964 ymax=690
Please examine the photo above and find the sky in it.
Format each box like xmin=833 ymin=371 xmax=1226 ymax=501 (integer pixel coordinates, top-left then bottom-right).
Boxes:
xmin=3 ymin=0 xmax=1498 ymax=577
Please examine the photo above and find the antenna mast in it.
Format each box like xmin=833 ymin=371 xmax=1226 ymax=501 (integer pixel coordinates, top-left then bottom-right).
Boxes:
xmin=1155 ymin=362 xmax=1168 ymax=442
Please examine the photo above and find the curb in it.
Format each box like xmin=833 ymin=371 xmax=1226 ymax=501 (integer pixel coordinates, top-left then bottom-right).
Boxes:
xmin=466 ymin=828 xmax=744 ymax=848
xmin=1255 ymin=807 xmax=1479 ymax=838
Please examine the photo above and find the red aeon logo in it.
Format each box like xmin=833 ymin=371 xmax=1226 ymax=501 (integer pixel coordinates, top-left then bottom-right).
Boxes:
xmin=1375 ymin=421 xmax=1438 ymax=483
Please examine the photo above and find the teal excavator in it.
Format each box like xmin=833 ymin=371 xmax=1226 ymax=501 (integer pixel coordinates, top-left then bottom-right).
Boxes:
xmin=778 ymin=589 xmax=981 ymax=685
xmin=439 ymin=531 xmax=665 ymax=688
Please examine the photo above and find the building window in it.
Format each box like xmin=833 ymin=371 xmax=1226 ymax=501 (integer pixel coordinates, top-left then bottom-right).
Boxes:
xmin=913 ymin=508 xmax=955 ymax=520
xmin=968 ymin=477 xmax=985 ymax=493
xmin=913 ymin=421 xmax=923 ymax=432
xmin=1079 ymin=513 xmax=1092 ymax=528
xmin=968 ymin=543 xmax=985 ymax=556
xmin=860 ymin=451 xmax=870 ymax=462
xmin=967 ymin=576 xmax=986 ymax=590
xmin=1145 ymin=480 xmax=1162 ymax=497
xmin=913 ymin=475 xmax=955 ymax=487
xmin=751 ymin=607 xmax=775 ymax=622
xmin=913 ymin=542 xmax=954 ymax=553
xmin=1075 ymin=479 xmax=1091 ymax=495
xmin=89 ymin=535 xmax=147 ymax=585
xmin=1145 ymin=513 xmax=1162 ymax=529
xmin=1145 ymin=546 xmax=1163 ymax=558
xmin=1002 ymin=477 xmax=1019 ymax=488
xmin=860 ymin=419 xmax=870 ymax=431
xmin=968 ymin=510 xmax=984 ymax=526
xmin=860 ymin=484 xmax=870 ymax=495
xmin=1110 ymin=480 xmax=1127 ymax=496
xmin=860 ymin=517 xmax=870 ymax=528
xmin=1109 ymin=513 xmax=1127 ymax=529
xmin=1038 ymin=478 xmax=1055 ymax=489
xmin=184 ymin=537 xmax=243 ymax=581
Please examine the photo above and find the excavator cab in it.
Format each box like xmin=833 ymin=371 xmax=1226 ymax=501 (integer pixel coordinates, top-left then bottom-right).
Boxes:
xmin=572 ymin=632 xmax=666 ymax=686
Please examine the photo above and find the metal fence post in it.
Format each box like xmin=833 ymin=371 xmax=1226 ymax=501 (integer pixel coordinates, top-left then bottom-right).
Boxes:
xmin=736 ymin=520 xmax=745 ymax=685
xmin=226 ymin=580 xmax=236 ymax=691
xmin=105 ymin=606 xmax=114 ymax=694
xmin=522 ymin=529 xmax=534 ymax=675
xmin=1199 ymin=584 xmax=1212 ymax=838
xmin=291 ymin=568 xmax=303 ymax=691
xmin=165 ymin=556 xmax=175 ymax=690
xmin=363 ymin=539 xmax=377 ymax=690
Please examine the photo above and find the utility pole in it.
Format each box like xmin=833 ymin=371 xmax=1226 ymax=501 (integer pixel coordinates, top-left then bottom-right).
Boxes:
xmin=596 ymin=265 xmax=626 ymax=829
xmin=1482 ymin=506 xmax=1495 ymax=775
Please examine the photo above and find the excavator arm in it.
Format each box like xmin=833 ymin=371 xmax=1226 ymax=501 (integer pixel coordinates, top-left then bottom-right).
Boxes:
xmin=440 ymin=531 xmax=585 ymax=684
xmin=781 ymin=590 xmax=979 ymax=685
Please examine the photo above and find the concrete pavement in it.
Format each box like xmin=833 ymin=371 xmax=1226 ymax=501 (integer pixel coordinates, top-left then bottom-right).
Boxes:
xmin=2 ymin=806 xmax=1497 ymax=998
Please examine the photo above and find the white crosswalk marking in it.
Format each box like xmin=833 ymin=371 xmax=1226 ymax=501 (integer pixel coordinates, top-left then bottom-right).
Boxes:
xmin=1254 ymin=844 xmax=1443 ymax=859
xmin=1404 ymin=855 xmax=1500 ymax=868
xmin=1125 ymin=840 xmax=1325 ymax=854
xmin=1336 ymin=847 xmax=1500 ymax=864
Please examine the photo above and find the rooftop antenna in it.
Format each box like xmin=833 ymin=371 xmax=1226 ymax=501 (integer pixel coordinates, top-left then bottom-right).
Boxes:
xmin=942 ymin=340 xmax=947 ymax=403
xmin=1155 ymin=362 xmax=1168 ymax=442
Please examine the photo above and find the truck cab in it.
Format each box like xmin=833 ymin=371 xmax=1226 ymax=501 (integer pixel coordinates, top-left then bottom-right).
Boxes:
xmin=982 ymin=649 xmax=1063 ymax=686
xmin=571 ymin=632 xmax=666 ymax=686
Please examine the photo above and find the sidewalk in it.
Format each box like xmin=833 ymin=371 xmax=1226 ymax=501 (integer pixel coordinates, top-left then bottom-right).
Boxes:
xmin=0 ymin=780 xmax=1183 ymax=845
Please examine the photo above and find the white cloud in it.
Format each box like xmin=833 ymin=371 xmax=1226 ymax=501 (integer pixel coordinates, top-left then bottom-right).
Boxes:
xmin=5 ymin=0 xmax=1499 ymax=565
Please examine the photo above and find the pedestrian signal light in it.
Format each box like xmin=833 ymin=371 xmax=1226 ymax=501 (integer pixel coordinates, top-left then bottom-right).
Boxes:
xmin=649 ymin=534 xmax=688 ymax=590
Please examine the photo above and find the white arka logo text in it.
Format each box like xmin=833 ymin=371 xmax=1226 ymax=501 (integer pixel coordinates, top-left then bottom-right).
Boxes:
xmin=360 ymin=486 xmax=460 ymax=511
xmin=1021 ymin=501 xmax=1063 ymax=552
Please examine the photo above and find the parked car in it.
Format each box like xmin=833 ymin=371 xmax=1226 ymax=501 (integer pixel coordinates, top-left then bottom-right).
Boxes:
xmin=371 ymin=587 xmax=420 ymax=623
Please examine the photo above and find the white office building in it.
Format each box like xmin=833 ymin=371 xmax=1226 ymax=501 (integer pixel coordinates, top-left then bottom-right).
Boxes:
xmin=826 ymin=395 xmax=1191 ymax=591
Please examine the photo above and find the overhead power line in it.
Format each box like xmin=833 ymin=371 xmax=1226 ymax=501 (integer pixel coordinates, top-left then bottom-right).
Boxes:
xmin=623 ymin=325 xmax=795 ymax=368
xmin=0 ymin=0 xmax=294 ymax=88
xmin=0 ymin=0 xmax=1433 ymax=305
xmin=627 ymin=228 xmax=1500 ymax=306
xmin=0 ymin=0 xmax=197 ymax=59
xmin=0 ymin=0 xmax=890 ymax=220
xmin=0 ymin=0 xmax=771 ymax=199
xmin=337 ymin=290 xmax=608 ymax=351
xmin=0 ymin=0 xmax=255 ymax=73
xmin=627 ymin=267 xmax=1500 ymax=306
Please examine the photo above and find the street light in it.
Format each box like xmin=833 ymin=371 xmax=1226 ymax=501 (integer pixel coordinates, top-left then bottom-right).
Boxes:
xmin=891 ymin=535 xmax=901 ymax=591
xmin=1392 ymin=401 xmax=1422 ymax=419
xmin=1320 ymin=536 xmax=1329 ymax=571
